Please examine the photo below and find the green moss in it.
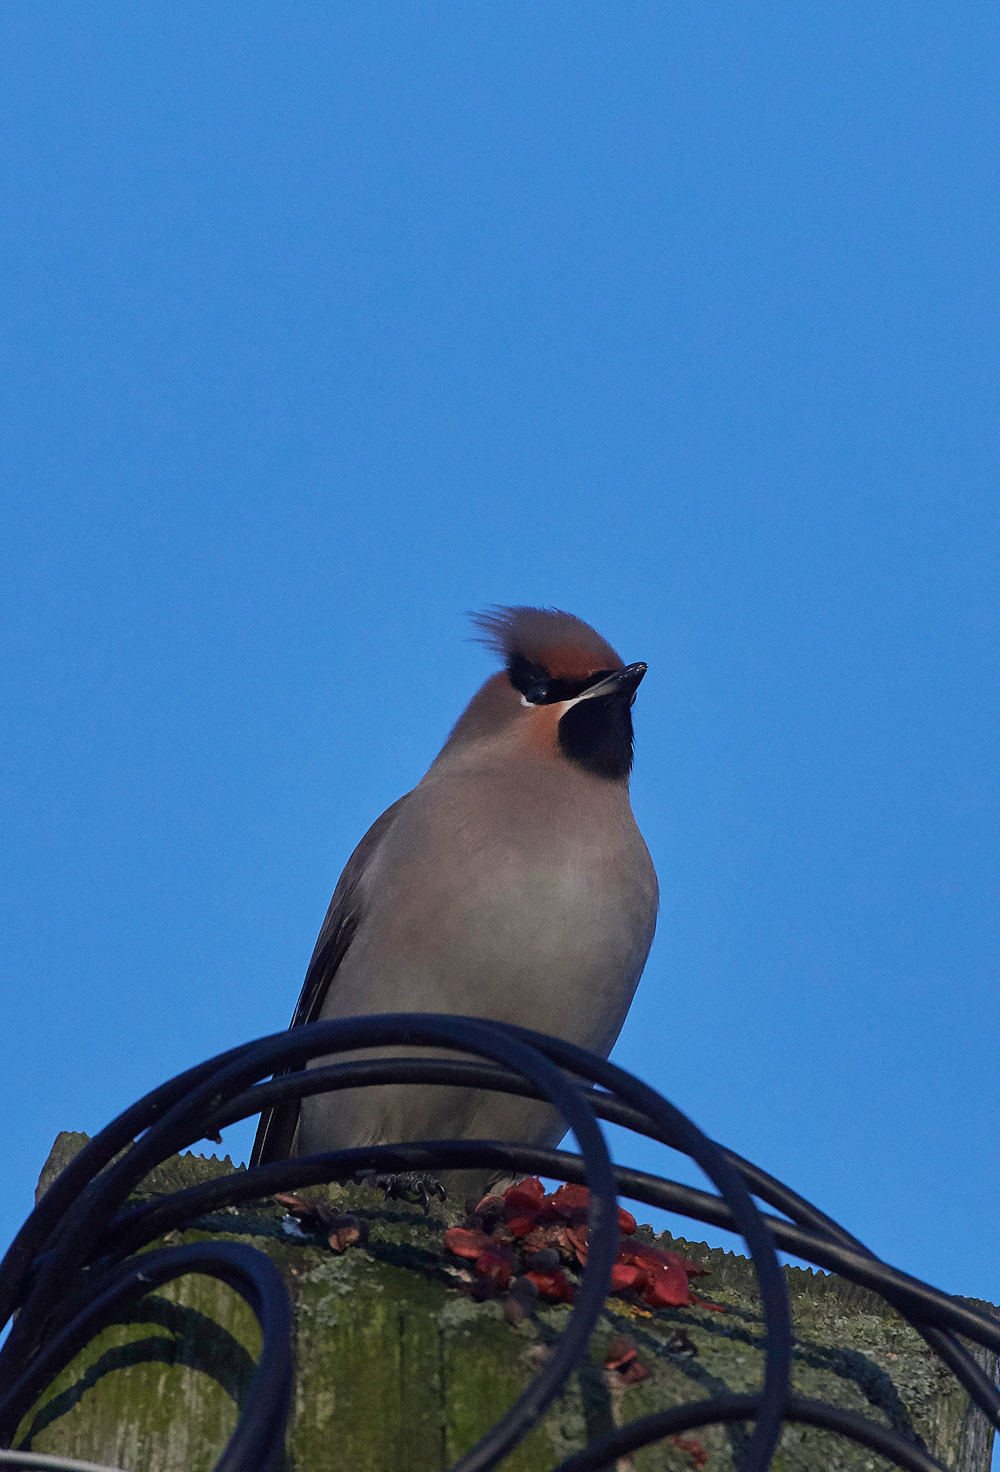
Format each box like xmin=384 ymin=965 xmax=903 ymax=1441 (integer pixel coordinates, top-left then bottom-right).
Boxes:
xmin=15 ymin=1254 xmax=261 ymax=1472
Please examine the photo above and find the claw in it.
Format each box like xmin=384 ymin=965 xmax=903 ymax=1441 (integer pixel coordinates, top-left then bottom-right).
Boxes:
xmin=363 ymin=1170 xmax=447 ymax=1214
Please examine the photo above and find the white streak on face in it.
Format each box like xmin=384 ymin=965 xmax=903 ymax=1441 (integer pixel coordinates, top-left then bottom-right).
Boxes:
xmin=523 ymin=692 xmax=572 ymax=711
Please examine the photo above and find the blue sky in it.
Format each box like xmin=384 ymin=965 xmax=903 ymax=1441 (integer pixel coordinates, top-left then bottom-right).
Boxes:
xmin=1 ymin=0 xmax=997 ymax=1360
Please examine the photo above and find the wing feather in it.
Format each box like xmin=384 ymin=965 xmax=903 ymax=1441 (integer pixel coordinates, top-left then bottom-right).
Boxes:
xmin=249 ymin=794 xmax=410 ymax=1165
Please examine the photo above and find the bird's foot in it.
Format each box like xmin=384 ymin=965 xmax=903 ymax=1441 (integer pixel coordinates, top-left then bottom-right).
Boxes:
xmin=363 ymin=1170 xmax=447 ymax=1214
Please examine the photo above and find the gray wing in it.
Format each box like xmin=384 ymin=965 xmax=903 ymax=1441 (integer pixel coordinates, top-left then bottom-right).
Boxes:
xmin=249 ymin=794 xmax=410 ymax=1165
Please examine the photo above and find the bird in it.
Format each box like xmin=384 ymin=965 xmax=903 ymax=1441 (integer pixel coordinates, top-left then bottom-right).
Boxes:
xmin=250 ymin=606 xmax=658 ymax=1200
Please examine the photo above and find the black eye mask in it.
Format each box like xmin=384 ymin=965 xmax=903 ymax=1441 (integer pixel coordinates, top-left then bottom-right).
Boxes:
xmin=508 ymin=652 xmax=616 ymax=706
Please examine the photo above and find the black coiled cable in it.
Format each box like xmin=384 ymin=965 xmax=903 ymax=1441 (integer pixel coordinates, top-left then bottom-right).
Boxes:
xmin=0 ymin=1016 xmax=995 ymax=1472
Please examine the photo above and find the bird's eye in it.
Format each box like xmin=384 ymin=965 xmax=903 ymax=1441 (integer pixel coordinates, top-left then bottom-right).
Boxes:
xmin=508 ymin=653 xmax=552 ymax=701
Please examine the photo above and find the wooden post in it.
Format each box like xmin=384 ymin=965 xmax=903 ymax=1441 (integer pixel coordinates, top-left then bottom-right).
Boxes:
xmin=11 ymin=1133 xmax=998 ymax=1472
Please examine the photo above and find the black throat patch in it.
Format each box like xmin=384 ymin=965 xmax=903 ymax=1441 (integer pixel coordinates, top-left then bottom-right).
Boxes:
xmin=557 ymin=692 xmax=634 ymax=780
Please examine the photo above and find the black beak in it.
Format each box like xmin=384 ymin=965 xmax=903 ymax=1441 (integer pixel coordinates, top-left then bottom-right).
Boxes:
xmin=614 ymin=662 xmax=647 ymax=699
xmin=577 ymin=662 xmax=647 ymax=703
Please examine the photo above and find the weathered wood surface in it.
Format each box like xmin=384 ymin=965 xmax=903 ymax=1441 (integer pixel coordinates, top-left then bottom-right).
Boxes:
xmin=11 ymin=1132 xmax=998 ymax=1471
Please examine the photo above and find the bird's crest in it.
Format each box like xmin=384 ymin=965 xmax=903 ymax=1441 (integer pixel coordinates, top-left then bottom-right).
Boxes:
xmin=471 ymin=606 xmax=623 ymax=680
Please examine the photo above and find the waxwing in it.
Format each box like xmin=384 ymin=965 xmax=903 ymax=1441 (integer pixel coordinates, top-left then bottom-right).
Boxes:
xmin=251 ymin=607 xmax=658 ymax=1197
